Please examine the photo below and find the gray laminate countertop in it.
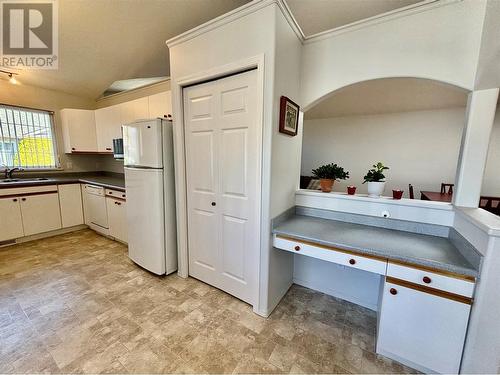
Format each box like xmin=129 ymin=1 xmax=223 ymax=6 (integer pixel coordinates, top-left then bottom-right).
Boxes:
xmin=273 ymin=213 xmax=479 ymax=277
xmin=0 ymin=172 xmax=125 ymax=191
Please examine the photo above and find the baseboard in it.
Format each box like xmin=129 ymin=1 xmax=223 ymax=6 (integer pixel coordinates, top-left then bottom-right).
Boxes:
xmin=9 ymin=225 xmax=88 ymax=246
xmin=376 ymin=348 xmax=435 ymax=374
xmin=254 ymin=279 xmax=293 ymax=317
xmin=293 ymin=277 xmax=378 ymax=311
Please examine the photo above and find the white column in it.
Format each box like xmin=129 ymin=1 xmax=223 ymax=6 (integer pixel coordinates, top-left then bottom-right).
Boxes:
xmin=454 ymin=88 xmax=499 ymax=207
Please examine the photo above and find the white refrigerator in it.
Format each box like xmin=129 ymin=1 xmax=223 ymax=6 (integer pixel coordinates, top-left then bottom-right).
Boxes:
xmin=123 ymin=118 xmax=177 ymax=275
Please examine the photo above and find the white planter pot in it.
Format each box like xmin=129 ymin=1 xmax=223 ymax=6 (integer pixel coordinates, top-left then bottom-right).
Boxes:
xmin=367 ymin=181 xmax=386 ymax=198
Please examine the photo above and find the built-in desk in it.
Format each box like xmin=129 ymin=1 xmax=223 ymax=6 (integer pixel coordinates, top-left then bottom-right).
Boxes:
xmin=272 ymin=210 xmax=481 ymax=374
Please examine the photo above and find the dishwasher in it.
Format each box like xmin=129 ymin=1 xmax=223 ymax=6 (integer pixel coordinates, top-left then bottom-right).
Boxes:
xmin=84 ymin=184 xmax=109 ymax=229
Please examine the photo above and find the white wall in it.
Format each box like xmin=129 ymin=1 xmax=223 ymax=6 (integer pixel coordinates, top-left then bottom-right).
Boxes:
xmin=482 ymin=109 xmax=500 ymax=196
xmin=301 ymin=108 xmax=467 ymax=197
xmin=300 ymin=0 xmax=487 ymax=109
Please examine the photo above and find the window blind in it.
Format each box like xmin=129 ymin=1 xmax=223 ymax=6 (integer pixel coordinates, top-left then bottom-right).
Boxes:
xmin=0 ymin=104 xmax=58 ymax=169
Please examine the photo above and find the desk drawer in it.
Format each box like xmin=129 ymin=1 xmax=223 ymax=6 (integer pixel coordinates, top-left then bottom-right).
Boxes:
xmin=386 ymin=262 xmax=475 ymax=298
xmin=274 ymin=235 xmax=387 ymax=275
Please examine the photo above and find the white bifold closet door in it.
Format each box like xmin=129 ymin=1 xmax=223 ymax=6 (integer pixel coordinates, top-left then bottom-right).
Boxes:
xmin=183 ymin=69 xmax=259 ymax=305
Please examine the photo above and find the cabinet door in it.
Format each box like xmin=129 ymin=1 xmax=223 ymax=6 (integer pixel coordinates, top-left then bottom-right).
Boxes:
xmin=106 ymin=197 xmax=127 ymax=243
xmin=20 ymin=193 xmax=62 ymax=236
xmin=95 ymin=105 xmax=123 ymax=152
xmin=81 ymin=184 xmax=91 ymax=225
xmin=0 ymin=197 xmax=24 ymax=241
xmin=60 ymin=109 xmax=97 ymax=153
xmin=377 ymin=280 xmax=470 ymax=374
xmin=58 ymin=184 xmax=84 ymax=228
xmin=148 ymin=91 xmax=172 ymax=119
xmin=120 ymin=97 xmax=149 ymax=125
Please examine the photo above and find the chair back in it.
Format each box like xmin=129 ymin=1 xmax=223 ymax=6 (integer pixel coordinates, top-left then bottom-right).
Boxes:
xmin=441 ymin=183 xmax=454 ymax=195
xmin=408 ymin=184 xmax=414 ymax=199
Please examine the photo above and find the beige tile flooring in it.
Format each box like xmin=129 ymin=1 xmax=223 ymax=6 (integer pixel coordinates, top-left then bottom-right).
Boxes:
xmin=0 ymin=229 xmax=418 ymax=374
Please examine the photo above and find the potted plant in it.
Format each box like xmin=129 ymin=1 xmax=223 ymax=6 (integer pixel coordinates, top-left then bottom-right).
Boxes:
xmin=312 ymin=163 xmax=349 ymax=193
xmin=363 ymin=162 xmax=389 ymax=197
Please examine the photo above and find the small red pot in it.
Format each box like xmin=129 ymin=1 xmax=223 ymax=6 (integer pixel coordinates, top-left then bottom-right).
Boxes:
xmin=347 ymin=186 xmax=356 ymax=195
xmin=392 ymin=189 xmax=404 ymax=200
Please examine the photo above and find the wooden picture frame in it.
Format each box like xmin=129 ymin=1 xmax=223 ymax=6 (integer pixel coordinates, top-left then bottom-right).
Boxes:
xmin=279 ymin=96 xmax=299 ymax=136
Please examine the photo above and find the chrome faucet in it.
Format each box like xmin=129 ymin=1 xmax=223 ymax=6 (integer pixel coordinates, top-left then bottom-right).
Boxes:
xmin=2 ymin=167 xmax=22 ymax=179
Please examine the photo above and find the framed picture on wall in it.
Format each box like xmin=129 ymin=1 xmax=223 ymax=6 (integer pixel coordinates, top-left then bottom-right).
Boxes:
xmin=279 ymin=96 xmax=299 ymax=136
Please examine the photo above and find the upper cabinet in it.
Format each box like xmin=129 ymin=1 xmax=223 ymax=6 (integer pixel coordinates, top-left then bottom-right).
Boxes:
xmin=61 ymin=109 xmax=98 ymax=153
xmin=148 ymin=91 xmax=172 ymax=119
xmin=120 ymin=97 xmax=149 ymax=125
xmin=62 ymin=91 xmax=170 ymax=154
xmin=95 ymin=104 xmax=122 ymax=152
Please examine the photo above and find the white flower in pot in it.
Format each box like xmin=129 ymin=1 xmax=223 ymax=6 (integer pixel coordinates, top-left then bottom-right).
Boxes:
xmin=363 ymin=162 xmax=390 ymax=198
xmin=311 ymin=163 xmax=350 ymax=193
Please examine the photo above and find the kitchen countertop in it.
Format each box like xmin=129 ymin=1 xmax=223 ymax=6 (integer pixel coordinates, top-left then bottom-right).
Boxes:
xmin=0 ymin=172 xmax=125 ymax=191
xmin=273 ymin=213 xmax=479 ymax=278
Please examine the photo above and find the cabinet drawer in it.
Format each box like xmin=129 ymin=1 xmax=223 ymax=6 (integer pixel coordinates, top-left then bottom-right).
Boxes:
xmin=274 ymin=235 xmax=387 ymax=275
xmin=105 ymin=188 xmax=126 ymax=200
xmin=387 ymin=262 xmax=475 ymax=298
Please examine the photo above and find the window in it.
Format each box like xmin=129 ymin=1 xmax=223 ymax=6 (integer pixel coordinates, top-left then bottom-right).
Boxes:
xmin=0 ymin=104 xmax=58 ymax=169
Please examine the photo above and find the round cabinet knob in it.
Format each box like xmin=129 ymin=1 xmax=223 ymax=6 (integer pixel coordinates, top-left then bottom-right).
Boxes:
xmin=422 ymin=276 xmax=432 ymax=284
xmin=211 ymin=202 xmax=216 ymax=206
xmin=109 ymin=192 xmax=113 ymax=195
xmin=13 ymin=198 xmax=17 ymax=202
xmin=390 ymin=288 xmax=398 ymax=295
xmin=21 ymin=198 xmax=26 ymax=201
xmin=349 ymin=258 xmax=356 ymax=265
xmin=71 ymin=147 xmax=75 ymax=150
xmin=294 ymin=245 xmax=300 ymax=251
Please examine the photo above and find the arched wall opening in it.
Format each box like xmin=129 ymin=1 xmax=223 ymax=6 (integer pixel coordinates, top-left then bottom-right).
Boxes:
xmin=300 ymin=77 xmax=473 ymax=199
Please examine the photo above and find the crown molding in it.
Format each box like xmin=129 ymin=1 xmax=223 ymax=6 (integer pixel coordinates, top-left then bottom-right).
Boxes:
xmin=166 ymin=0 xmax=298 ymax=48
xmin=303 ymin=0 xmax=461 ymax=44
xmin=165 ymin=0 xmax=462 ymax=48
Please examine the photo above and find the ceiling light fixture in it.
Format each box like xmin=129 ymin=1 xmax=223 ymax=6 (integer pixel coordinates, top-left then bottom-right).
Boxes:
xmin=0 ymin=70 xmax=20 ymax=85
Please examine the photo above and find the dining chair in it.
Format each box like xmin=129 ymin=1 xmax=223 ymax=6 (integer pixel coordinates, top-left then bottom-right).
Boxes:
xmin=408 ymin=184 xmax=414 ymax=199
xmin=440 ymin=183 xmax=454 ymax=195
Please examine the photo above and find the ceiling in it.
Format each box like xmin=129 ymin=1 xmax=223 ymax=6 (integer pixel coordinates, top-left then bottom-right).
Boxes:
xmin=7 ymin=0 xmax=249 ymax=100
xmin=286 ymin=0 xmax=422 ymax=36
xmin=6 ymin=0 xmax=428 ymax=100
xmin=305 ymin=78 xmax=468 ymax=119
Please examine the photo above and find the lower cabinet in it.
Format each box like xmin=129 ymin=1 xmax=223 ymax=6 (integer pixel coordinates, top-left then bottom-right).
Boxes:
xmin=106 ymin=197 xmax=127 ymax=243
xmin=377 ymin=278 xmax=471 ymax=374
xmin=58 ymin=184 xmax=84 ymax=228
xmin=0 ymin=196 xmax=24 ymax=241
xmin=20 ymin=193 xmax=62 ymax=236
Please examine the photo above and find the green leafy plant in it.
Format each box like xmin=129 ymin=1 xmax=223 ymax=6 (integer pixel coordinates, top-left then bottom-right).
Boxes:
xmin=363 ymin=162 xmax=389 ymax=183
xmin=312 ymin=163 xmax=349 ymax=180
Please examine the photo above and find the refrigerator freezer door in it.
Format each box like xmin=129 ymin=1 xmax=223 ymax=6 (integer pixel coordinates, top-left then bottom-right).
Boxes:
xmin=123 ymin=119 xmax=163 ymax=168
xmin=125 ymin=167 xmax=166 ymax=275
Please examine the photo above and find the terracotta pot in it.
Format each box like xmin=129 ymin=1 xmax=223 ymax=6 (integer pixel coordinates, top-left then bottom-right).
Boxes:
xmin=319 ymin=179 xmax=334 ymax=193
xmin=347 ymin=186 xmax=356 ymax=195
xmin=392 ymin=189 xmax=404 ymax=200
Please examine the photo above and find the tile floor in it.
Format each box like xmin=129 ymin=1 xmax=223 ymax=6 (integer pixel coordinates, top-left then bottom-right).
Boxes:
xmin=0 ymin=229 xmax=418 ymax=374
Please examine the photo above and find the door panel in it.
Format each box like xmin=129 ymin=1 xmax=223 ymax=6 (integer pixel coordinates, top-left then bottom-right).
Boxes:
xmin=123 ymin=119 xmax=163 ymax=168
xmin=0 ymin=197 xmax=24 ymax=241
xmin=184 ymin=69 xmax=259 ymax=305
xmin=21 ymin=193 xmax=62 ymax=236
xmin=125 ymin=167 xmax=165 ymax=275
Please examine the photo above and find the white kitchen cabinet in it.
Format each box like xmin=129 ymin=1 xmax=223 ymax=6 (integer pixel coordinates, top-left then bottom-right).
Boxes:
xmin=106 ymin=196 xmax=127 ymax=243
xmin=120 ymin=97 xmax=149 ymax=125
xmin=377 ymin=278 xmax=471 ymax=374
xmin=58 ymin=184 xmax=84 ymax=228
xmin=0 ymin=197 xmax=24 ymax=241
xmin=95 ymin=104 xmax=123 ymax=152
xmin=20 ymin=193 xmax=62 ymax=236
xmin=148 ymin=91 xmax=172 ymax=118
xmin=60 ymin=109 xmax=97 ymax=153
